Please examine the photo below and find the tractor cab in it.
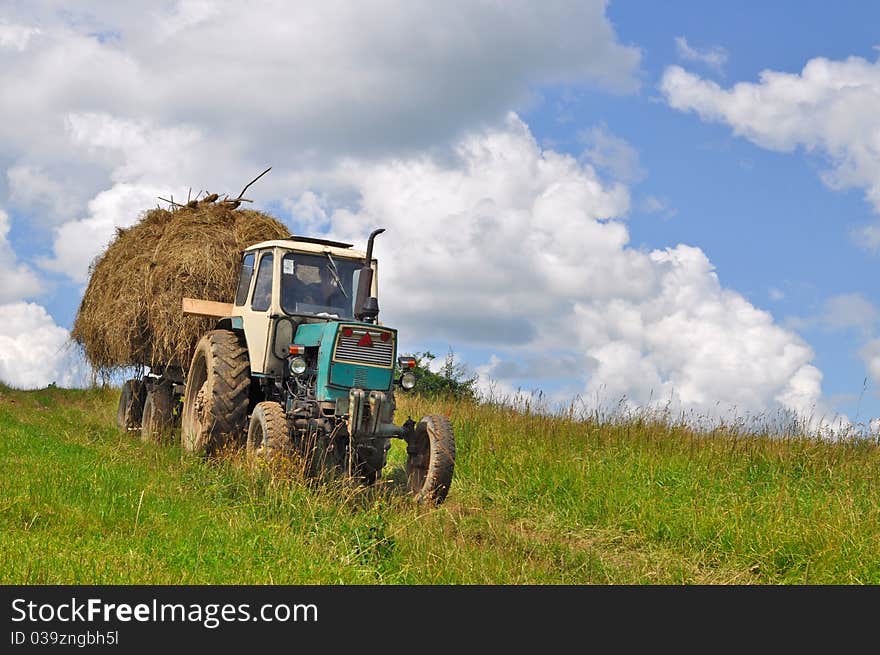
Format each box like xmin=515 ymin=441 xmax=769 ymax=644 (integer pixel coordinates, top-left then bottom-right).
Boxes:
xmin=230 ymin=236 xmax=381 ymax=378
xmin=237 ymin=236 xmax=373 ymax=322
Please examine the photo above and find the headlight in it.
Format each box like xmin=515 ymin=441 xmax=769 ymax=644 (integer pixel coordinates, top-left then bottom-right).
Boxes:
xmin=400 ymin=370 xmax=416 ymax=390
xmin=289 ymin=356 xmax=307 ymax=375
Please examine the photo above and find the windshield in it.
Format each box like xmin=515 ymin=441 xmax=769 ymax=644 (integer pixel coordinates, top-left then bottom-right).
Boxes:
xmin=280 ymin=252 xmax=362 ymax=318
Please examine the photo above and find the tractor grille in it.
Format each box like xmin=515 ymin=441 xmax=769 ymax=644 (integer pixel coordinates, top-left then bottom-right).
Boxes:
xmin=352 ymin=367 xmax=369 ymax=387
xmin=334 ymin=327 xmax=395 ymax=368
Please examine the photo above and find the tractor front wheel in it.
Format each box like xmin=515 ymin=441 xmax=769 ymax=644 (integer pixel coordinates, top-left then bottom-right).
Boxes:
xmin=181 ymin=330 xmax=251 ymax=456
xmin=406 ymin=415 xmax=455 ymax=504
xmin=246 ymin=401 xmax=291 ymax=458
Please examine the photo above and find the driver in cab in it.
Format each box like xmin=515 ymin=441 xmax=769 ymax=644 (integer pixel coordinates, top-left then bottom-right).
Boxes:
xmin=302 ymin=264 xmax=348 ymax=309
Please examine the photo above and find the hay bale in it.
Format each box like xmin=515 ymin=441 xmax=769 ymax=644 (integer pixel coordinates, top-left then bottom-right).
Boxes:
xmin=72 ymin=200 xmax=290 ymax=373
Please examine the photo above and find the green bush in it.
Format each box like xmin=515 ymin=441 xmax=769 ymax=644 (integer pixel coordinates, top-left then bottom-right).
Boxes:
xmin=401 ymin=350 xmax=478 ymax=402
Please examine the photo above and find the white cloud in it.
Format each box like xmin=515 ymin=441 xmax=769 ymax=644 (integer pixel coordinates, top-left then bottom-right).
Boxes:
xmin=39 ymin=182 xmax=172 ymax=283
xmin=674 ymin=36 xmax=728 ymax=73
xmin=769 ymin=287 xmax=785 ymax=301
xmin=474 ymin=356 xmax=527 ymax=401
xmin=0 ymin=209 xmax=43 ymax=302
xmin=6 ymin=164 xmax=79 ymax=224
xmin=0 ymin=2 xmax=640 ymax=281
xmin=64 ymin=113 xmax=203 ymax=183
xmin=860 ymin=339 xmax=880 ymax=387
xmin=660 ymin=56 xmax=880 ymax=214
xmin=573 ymin=246 xmax=823 ymax=416
xmin=822 ymin=293 xmax=878 ymax=334
xmin=0 ymin=302 xmax=89 ymax=389
xmin=785 ymin=293 xmax=878 ymax=336
xmin=579 ymin=124 xmax=645 ymax=183
xmin=0 ymin=21 xmax=40 ymax=51
xmin=282 ymin=191 xmax=331 ymax=236
xmin=640 ymin=195 xmax=677 ymax=218
xmin=38 ymin=113 xmax=210 ymax=281
xmin=850 ymin=222 xmax=880 ymax=253
xmin=0 ymin=1 xmax=640 ymax=166
xmin=298 ymin=116 xmax=828 ymax=420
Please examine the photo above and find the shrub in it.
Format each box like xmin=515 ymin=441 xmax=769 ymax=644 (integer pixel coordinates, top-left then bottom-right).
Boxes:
xmin=401 ymin=350 xmax=478 ymax=402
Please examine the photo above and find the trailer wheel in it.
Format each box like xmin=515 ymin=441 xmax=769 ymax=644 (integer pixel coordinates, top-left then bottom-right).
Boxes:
xmin=141 ymin=385 xmax=175 ymax=444
xmin=116 ymin=379 xmax=146 ymax=432
xmin=406 ymin=415 xmax=455 ymax=505
xmin=246 ymin=401 xmax=291 ymax=458
xmin=181 ymin=330 xmax=250 ymax=456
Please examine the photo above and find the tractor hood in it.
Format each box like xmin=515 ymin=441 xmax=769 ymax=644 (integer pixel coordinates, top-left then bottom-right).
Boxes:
xmin=294 ymin=321 xmax=397 ymax=401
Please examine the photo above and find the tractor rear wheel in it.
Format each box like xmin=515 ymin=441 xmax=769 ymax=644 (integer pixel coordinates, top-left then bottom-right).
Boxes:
xmin=116 ymin=379 xmax=146 ymax=432
xmin=406 ymin=415 xmax=455 ymax=504
xmin=246 ymin=401 xmax=291 ymax=458
xmin=141 ymin=384 xmax=175 ymax=444
xmin=181 ymin=330 xmax=251 ymax=456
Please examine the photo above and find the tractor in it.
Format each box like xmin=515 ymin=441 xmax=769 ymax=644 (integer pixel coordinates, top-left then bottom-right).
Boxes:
xmin=116 ymin=229 xmax=455 ymax=504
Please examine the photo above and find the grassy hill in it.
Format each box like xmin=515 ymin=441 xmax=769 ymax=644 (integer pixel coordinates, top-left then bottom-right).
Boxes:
xmin=2 ymin=383 xmax=880 ymax=584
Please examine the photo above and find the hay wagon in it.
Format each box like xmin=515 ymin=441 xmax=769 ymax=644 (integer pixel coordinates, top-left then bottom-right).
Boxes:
xmin=82 ymin=200 xmax=454 ymax=504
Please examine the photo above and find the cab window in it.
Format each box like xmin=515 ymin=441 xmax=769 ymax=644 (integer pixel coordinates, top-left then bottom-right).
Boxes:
xmin=234 ymin=253 xmax=255 ymax=306
xmin=251 ymin=253 xmax=273 ymax=312
xmin=280 ymin=252 xmax=358 ymax=318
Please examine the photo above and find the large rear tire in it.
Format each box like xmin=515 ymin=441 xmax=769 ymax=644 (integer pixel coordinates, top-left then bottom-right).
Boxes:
xmin=406 ymin=415 xmax=455 ymax=505
xmin=181 ymin=330 xmax=251 ymax=456
xmin=141 ymin=384 xmax=175 ymax=444
xmin=116 ymin=379 xmax=146 ymax=432
xmin=246 ymin=401 xmax=291 ymax=458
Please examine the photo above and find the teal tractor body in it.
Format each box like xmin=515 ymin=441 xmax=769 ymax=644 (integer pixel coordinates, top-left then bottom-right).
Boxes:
xmin=178 ymin=230 xmax=455 ymax=504
xmin=293 ymin=321 xmax=396 ymax=401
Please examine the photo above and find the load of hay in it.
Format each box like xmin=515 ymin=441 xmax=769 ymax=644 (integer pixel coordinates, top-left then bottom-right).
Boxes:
xmin=72 ymin=195 xmax=290 ymax=373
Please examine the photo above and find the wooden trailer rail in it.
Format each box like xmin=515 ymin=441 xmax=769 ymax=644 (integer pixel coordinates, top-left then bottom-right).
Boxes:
xmin=182 ymin=297 xmax=234 ymax=319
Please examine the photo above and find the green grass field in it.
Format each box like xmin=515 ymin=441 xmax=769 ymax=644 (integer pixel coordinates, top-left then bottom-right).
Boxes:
xmin=2 ymin=383 xmax=880 ymax=584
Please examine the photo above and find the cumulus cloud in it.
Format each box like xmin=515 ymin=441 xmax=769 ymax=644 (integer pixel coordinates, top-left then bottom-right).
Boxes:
xmin=0 ymin=1 xmax=640 ymax=165
xmin=660 ymin=56 xmax=880 ymax=216
xmin=34 ymin=113 xmax=216 ymax=281
xmin=0 ymin=302 xmax=89 ymax=389
xmin=0 ymin=21 xmax=40 ymax=51
xmin=38 ymin=182 xmax=172 ymax=282
xmin=674 ymin=36 xmax=728 ymax=74
xmin=0 ymin=1 xmax=641 ymax=281
xmin=6 ymin=164 xmax=80 ymax=225
xmin=291 ymin=115 xmax=827 ymax=419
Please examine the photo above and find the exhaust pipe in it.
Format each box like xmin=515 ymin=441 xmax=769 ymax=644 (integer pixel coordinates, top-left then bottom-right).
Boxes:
xmin=354 ymin=228 xmax=385 ymax=322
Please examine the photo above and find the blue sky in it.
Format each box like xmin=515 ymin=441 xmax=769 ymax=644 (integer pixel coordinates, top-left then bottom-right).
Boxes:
xmin=2 ymin=1 xmax=880 ymax=429
xmin=513 ymin=1 xmax=880 ymax=421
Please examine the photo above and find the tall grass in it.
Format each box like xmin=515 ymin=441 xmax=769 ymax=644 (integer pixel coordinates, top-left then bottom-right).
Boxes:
xmin=2 ymin=383 xmax=880 ymax=583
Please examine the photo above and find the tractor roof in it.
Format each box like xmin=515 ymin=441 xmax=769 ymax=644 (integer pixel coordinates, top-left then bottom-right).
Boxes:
xmin=245 ymin=238 xmax=367 ymax=260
